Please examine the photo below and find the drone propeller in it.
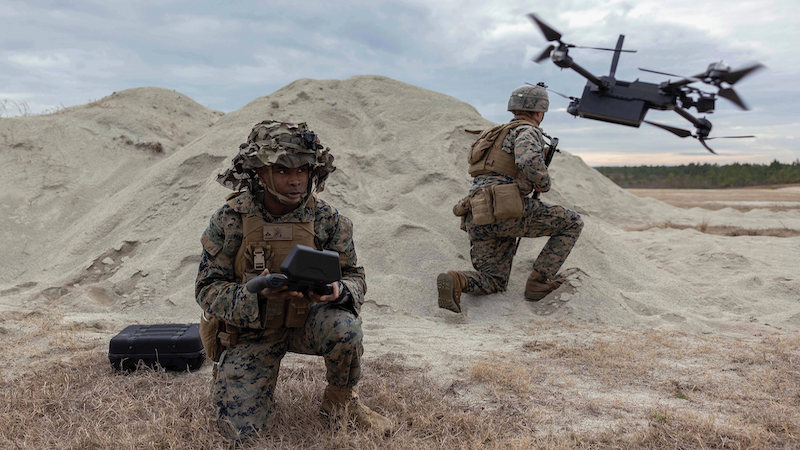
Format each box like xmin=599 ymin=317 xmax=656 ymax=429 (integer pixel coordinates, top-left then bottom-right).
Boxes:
xmin=547 ymin=88 xmax=579 ymax=101
xmin=534 ymin=45 xmax=556 ymax=63
xmin=640 ymin=63 xmax=764 ymax=110
xmin=638 ymin=67 xmax=702 ymax=82
xmin=644 ymin=121 xmax=693 ymax=138
xmin=717 ymin=87 xmax=748 ymax=110
xmin=529 ymin=14 xmax=635 ymax=63
xmin=574 ymin=45 xmax=636 ymax=53
xmin=644 ymin=120 xmax=755 ymax=154
xmin=529 ymin=14 xmax=562 ymax=42
xmin=525 ymin=82 xmax=579 ymax=101
xmin=717 ymin=62 xmax=764 ymax=85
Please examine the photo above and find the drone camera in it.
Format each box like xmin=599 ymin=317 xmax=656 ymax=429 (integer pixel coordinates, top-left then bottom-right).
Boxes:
xmin=696 ymin=97 xmax=715 ymax=113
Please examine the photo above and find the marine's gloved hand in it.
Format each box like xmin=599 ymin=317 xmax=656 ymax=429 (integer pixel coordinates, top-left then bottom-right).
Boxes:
xmin=256 ymin=269 xmax=304 ymax=302
xmin=308 ymin=281 xmax=341 ymax=303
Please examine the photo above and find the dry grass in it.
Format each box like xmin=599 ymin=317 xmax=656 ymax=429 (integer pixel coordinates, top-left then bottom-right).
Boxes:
xmin=1 ymin=99 xmax=32 ymax=117
xmin=2 ymin=311 xmax=799 ymax=449
xmin=630 ymin=220 xmax=800 ymax=237
xmin=86 ymin=98 xmax=112 ymax=108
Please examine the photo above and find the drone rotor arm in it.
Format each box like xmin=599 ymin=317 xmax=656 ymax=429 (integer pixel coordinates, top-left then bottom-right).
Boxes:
xmin=661 ymin=78 xmax=698 ymax=91
xmin=673 ymin=107 xmax=707 ymax=129
xmin=566 ymin=60 xmax=607 ymax=89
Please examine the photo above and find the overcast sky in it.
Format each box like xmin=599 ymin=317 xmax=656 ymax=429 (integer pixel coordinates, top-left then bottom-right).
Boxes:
xmin=1 ymin=0 xmax=798 ymax=166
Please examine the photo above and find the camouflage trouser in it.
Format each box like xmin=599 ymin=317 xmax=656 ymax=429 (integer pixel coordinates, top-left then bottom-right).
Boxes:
xmin=462 ymin=197 xmax=583 ymax=294
xmin=214 ymin=302 xmax=363 ymax=441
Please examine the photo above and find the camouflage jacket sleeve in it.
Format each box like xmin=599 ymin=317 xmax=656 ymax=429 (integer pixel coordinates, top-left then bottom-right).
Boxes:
xmin=314 ymin=200 xmax=367 ymax=315
xmin=511 ymin=125 xmax=551 ymax=193
xmin=195 ymin=205 xmax=262 ymax=329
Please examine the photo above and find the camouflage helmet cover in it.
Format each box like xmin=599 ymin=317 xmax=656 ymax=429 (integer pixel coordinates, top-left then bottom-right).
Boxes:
xmin=507 ymin=84 xmax=549 ymax=113
xmin=248 ymin=121 xmax=319 ymax=168
xmin=216 ymin=120 xmax=336 ymax=192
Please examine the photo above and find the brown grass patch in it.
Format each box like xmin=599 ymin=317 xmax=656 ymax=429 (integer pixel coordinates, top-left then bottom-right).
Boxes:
xmin=630 ymin=220 xmax=800 ymax=237
xmin=86 ymin=98 xmax=112 ymax=108
xmin=2 ymin=311 xmax=800 ymax=449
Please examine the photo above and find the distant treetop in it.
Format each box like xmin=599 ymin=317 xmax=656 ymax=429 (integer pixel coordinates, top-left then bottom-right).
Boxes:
xmin=595 ymin=160 xmax=800 ymax=189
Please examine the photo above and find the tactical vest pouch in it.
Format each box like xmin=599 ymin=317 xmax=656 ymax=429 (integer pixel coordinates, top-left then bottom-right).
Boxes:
xmin=199 ymin=312 xmax=223 ymax=362
xmin=285 ymin=298 xmax=313 ymax=328
xmin=259 ymin=298 xmax=286 ymax=328
xmin=491 ymin=183 xmax=524 ymax=220
xmin=470 ymin=187 xmax=495 ymax=225
xmin=468 ymin=126 xmax=504 ymax=165
xmin=468 ymin=122 xmax=527 ymax=178
xmin=452 ymin=196 xmax=471 ymax=217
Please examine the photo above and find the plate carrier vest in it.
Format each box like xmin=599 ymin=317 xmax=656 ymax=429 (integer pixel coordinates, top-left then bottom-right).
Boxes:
xmin=468 ymin=121 xmax=533 ymax=178
xmin=202 ymin=193 xmax=319 ymax=365
xmin=232 ymin=192 xmax=318 ymax=329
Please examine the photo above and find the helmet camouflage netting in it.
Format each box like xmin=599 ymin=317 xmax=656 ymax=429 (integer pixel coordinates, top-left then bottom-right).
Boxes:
xmin=216 ymin=120 xmax=336 ymax=192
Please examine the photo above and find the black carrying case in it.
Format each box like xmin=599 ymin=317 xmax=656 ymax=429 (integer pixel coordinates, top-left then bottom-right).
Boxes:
xmin=108 ymin=323 xmax=205 ymax=371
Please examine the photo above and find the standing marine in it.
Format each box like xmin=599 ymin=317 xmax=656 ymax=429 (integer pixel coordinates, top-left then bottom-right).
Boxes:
xmin=437 ymin=84 xmax=584 ymax=313
xmin=196 ymin=120 xmax=392 ymax=442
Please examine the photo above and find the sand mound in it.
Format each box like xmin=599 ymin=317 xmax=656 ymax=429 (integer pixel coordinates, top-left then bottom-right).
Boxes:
xmin=1 ymin=76 xmax=798 ymax=340
xmin=0 ymin=87 xmax=222 ymax=284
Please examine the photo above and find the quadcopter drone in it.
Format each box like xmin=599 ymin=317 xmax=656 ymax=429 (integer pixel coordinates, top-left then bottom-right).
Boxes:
xmin=529 ymin=14 xmax=764 ymax=153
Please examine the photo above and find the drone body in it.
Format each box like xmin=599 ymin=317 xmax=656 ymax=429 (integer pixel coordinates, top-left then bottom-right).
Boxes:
xmin=570 ymin=76 xmax=674 ymax=127
xmin=530 ymin=14 xmax=762 ymax=153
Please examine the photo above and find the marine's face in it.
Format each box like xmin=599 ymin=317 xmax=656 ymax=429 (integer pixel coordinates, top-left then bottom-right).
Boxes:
xmin=258 ymin=164 xmax=310 ymax=201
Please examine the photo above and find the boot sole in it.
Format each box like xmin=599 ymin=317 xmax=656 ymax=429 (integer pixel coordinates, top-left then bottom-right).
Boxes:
xmin=525 ymin=278 xmax=566 ymax=301
xmin=524 ymin=292 xmax=548 ymax=301
xmin=436 ymin=273 xmax=461 ymax=313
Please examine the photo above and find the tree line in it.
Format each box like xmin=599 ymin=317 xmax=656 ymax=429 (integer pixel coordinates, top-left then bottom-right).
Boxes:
xmin=595 ymin=160 xmax=800 ymax=189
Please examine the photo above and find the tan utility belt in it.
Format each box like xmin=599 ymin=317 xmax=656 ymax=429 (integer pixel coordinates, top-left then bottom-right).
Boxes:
xmin=452 ymin=183 xmax=525 ymax=225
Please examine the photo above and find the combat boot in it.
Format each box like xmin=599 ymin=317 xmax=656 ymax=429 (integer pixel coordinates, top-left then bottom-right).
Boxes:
xmin=437 ymin=270 xmax=468 ymax=313
xmin=320 ymin=385 xmax=393 ymax=436
xmin=525 ymin=272 xmax=566 ymax=301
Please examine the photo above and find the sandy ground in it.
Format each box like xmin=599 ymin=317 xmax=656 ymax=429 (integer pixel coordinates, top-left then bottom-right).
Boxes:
xmin=628 ymin=186 xmax=800 ymax=211
xmin=1 ymin=77 xmax=799 ymax=418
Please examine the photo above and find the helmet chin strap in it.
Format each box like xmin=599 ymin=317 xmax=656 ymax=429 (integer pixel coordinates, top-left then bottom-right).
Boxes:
xmin=516 ymin=111 xmax=543 ymax=126
xmin=263 ymin=165 xmax=307 ymax=206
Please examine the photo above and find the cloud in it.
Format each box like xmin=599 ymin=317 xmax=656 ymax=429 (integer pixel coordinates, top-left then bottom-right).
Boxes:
xmin=8 ymin=53 xmax=70 ymax=68
xmin=0 ymin=0 xmax=796 ymax=165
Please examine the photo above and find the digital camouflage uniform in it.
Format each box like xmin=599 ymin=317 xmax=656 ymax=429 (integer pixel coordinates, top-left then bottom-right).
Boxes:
xmin=460 ymin=118 xmax=583 ymax=294
xmin=196 ymin=189 xmax=366 ymax=440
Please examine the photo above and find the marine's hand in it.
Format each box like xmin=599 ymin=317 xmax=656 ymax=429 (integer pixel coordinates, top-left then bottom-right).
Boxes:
xmin=308 ymin=281 xmax=340 ymax=303
xmin=257 ymin=269 xmax=304 ymax=301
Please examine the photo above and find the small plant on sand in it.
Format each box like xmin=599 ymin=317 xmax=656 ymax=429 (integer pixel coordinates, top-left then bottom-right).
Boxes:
xmin=86 ymin=98 xmax=111 ymax=108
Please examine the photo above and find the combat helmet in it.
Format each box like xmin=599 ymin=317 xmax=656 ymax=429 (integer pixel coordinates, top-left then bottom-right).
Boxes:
xmin=507 ymin=83 xmax=549 ymax=113
xmin=216 ymin=120 xmax=336 ymax=204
